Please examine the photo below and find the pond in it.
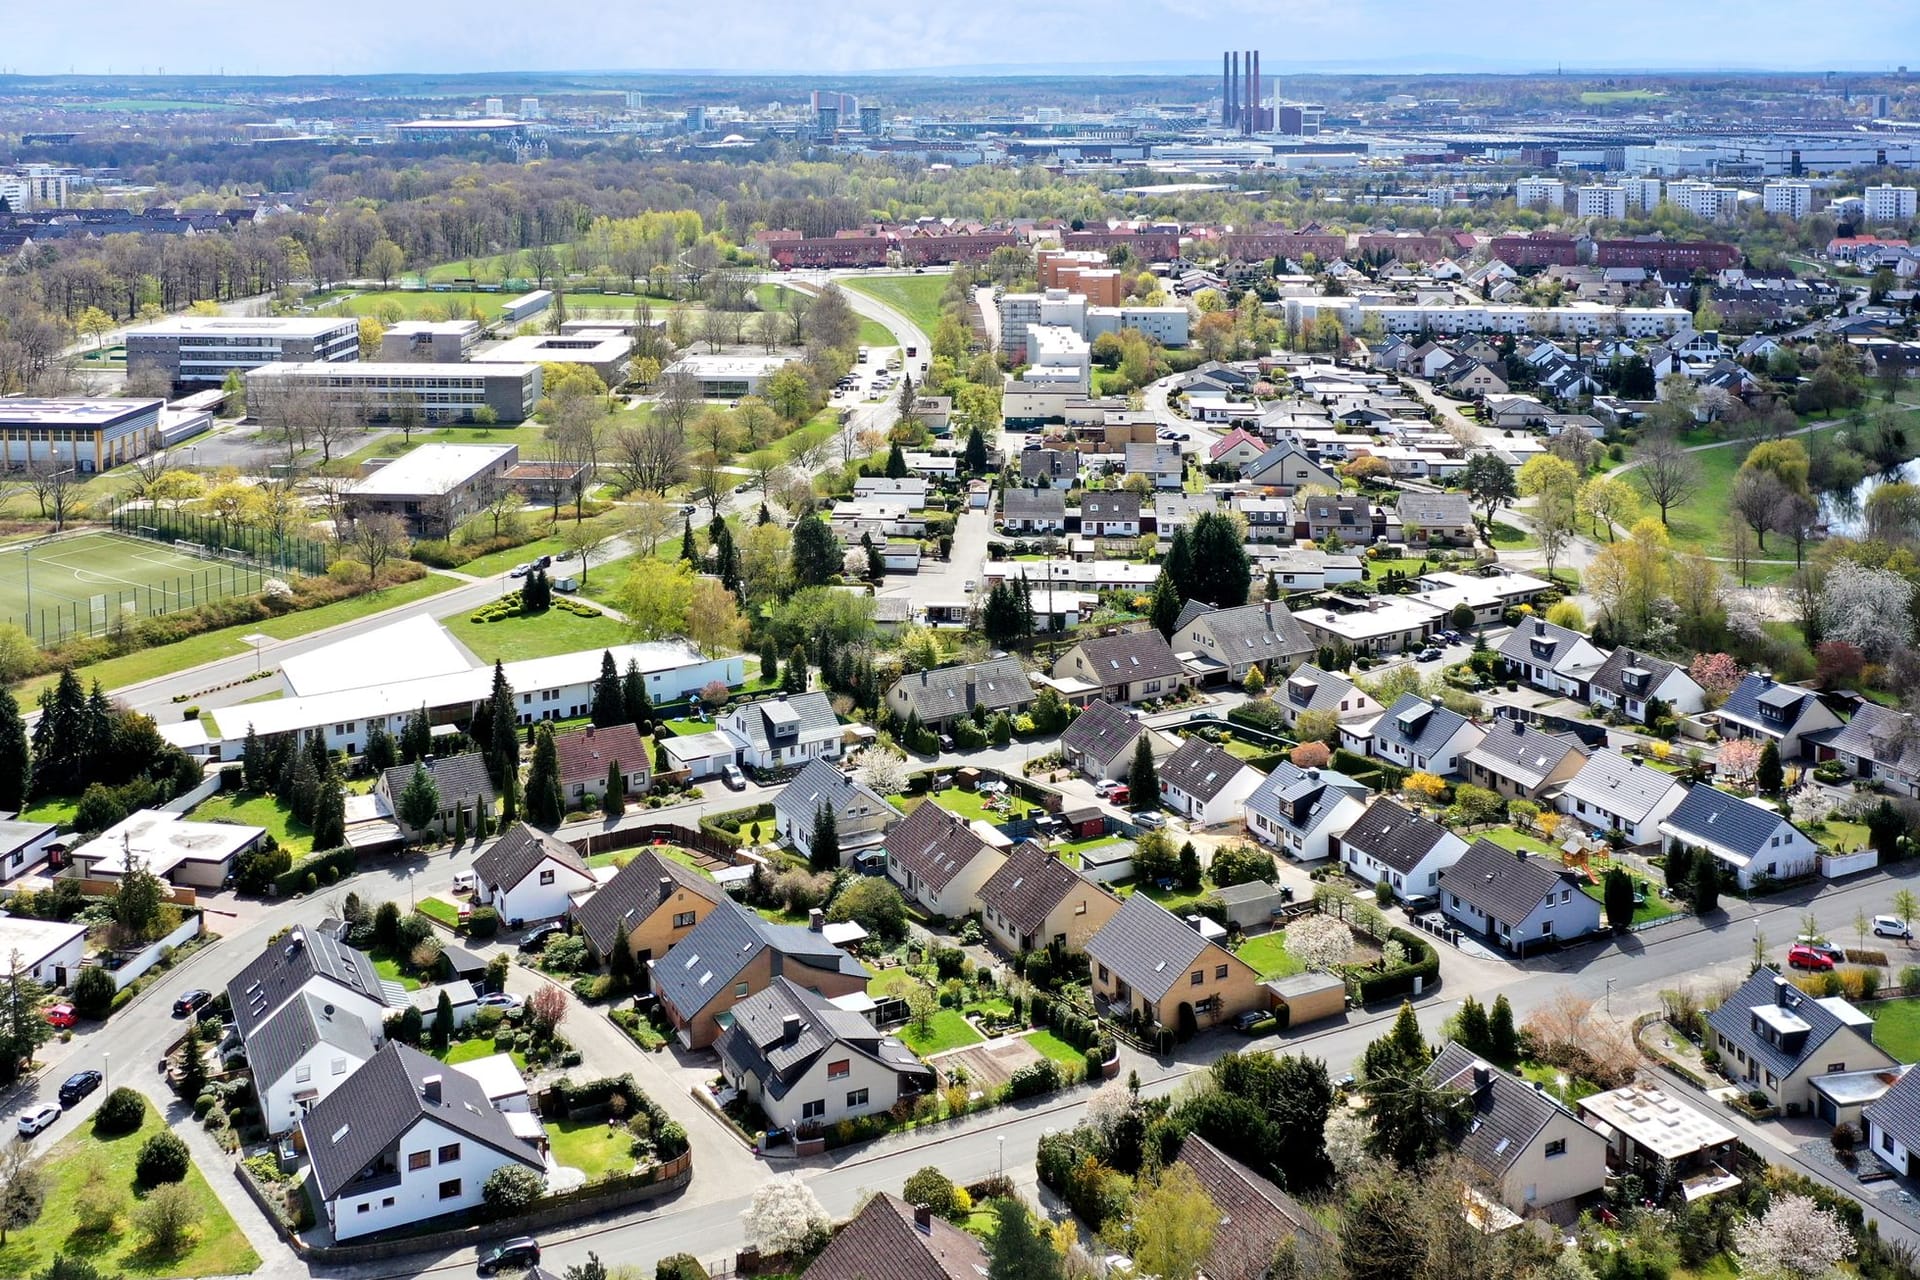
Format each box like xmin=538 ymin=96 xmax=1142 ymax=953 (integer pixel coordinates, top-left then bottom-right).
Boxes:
xmin=1819 ymin=457 xmax=1920 ymax=538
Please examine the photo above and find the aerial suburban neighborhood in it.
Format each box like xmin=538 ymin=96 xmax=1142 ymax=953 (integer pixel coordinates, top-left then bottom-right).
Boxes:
xmin=3 ymin=16 xmax=1920 ymax=1280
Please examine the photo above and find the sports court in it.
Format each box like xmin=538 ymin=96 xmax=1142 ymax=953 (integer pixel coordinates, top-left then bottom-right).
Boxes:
xmin=0 ymin=531 xmax=263 ymax=643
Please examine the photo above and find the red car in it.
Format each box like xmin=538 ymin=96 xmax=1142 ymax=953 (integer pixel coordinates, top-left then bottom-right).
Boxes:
xmin=1787 ymin=944 xmax=1835 ymax=971
xmin=44 ymin=1003 xmax=75 ymax=1029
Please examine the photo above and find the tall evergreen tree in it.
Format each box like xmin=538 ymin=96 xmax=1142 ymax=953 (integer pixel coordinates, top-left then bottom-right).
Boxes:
xmin=758 ymin=634 xmax=781 ymax=688
xmin=288 ymin=749 xmax=320 ymax=826
xmin=712 ymin=517 xmax=742 ymax=597
xmin=311 ymin=772 xmax=346 ymax=850
xmin=591 ymin=651 xmax=625 ymax=727
xmin=499 ymin=769 xmax=519 ymax=824
xmin=473 ymin=795 xmax=492 ymax=841
xmin=1128 ymin=735 xmax=1160 ymax=807
xmin=984 ymin=1194 xmax=1062 ymax=1280
xmin=241 ymin=724 xmax=267 ymax=790
xmin=400 ymin=704 xmax=433 ymax=764
xmin=83 ymin=682 xmax=111 ymax=764
xmin=1488 ymin=994 xmax=1519 ymax=1064
xmin=1149 ymin=570 xmax=1182 ymax=638
xmin=1756 ymin=741 xmax=1784 ymax=795
xmin=811 ymin=804 xmax=840 ymax=871
xmin=487 ymin=661 xmax=519 ymax=785
xmin=364 ymin=723 xmax=398 ymax=774
xmin=863 ymin=531 xmax=885 ymax=582
xmin=603 ymin=761 xmax=625 ymax=817
xmin=31 ymin=669 xmax=86 ymax=797
xmin=789 ymin=513 xmax=840 ymax=587
xmin=964 ymin=426 xmax=989 ymax=476
xmin=885 ymin=442 xmax=909 ymax=479
xmin=397 ymin=763 xmax=441 ymax=839
xmin=784 ymin=645 xmax=808 ymax=694
xmin=622 ymin=658 xmax=652 ymax=727
xmin=1163 ymin=526 xmax=1196 ymax=602
xmin=0 ymin=688 xmax=27 ymax=813
xmin=679 ymin=516 xmax=697 ymax=562
xmin=757 ymin=502 xmax=773 ymax=526
xmin=176 ymin=1015 xmax=208 ymax=1101
xmin=1265 ymin=570 xmax=1280 ymax=602
xmin=524 ymin=723 xmax=565 ymax=827
xmin=1189 ymin=511 xmax=1252 ymax=608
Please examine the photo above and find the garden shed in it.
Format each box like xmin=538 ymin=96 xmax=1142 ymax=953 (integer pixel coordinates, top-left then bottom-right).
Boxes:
xmin=1263 ymin=972 xmax=1347 ymax=1029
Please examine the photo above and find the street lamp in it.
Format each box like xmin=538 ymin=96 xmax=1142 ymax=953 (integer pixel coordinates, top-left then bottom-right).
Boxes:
xmin=997 ymin=1135 xmax=1005 ymax=1176
xmin=102 ymin=1051 xmax=109 ymax=1094
xmin=409 ymin=868 xmax=417 ymax=910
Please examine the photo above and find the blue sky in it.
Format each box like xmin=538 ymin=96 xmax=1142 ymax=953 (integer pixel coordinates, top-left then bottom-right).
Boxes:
xmin=5 ymin=1 xmax=1915 ymax=77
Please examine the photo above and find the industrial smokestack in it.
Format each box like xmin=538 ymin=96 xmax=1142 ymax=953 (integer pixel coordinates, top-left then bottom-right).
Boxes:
xmin=1242 ymin=51 xmax=1254 ymax=135
xmin=1228 ymin=52 xmax=1239 ymax=129
xmin=1222 ymin=52 xmax=1232 ymax=129
xmin=1252 ymin=51 xmax=1262 ymax=132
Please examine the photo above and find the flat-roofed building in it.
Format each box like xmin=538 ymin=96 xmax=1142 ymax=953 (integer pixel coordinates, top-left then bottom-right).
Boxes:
xmin=476 ymin=332 xmax=631 ymax=386
xmin=347 ymin=443 xmax=518 ymax=536
xmin=0 ymin=396 xmax=164 ymax=472
xmin=66 ymin=809 xmax=265 ymax=889
xmin=661 ymin=354 xmax=790 ymax=398
xmin=380 ymin=320 xmax=481 ymax=363
xmin=246 ymin=361 xmax=540 ymax=426
xmin=126 ymin=316 xmax=359 ymax=389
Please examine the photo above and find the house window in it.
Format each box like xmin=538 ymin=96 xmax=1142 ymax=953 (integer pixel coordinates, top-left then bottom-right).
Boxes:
xmin=1098 ymin=965 xmax=1109 ymax=983
xmin=1884 ymin=1130 xmax=1896 ymax=1154
xmin=1215 ymin=964 xmax=1228 ymax=979
xmin=332 ymin=1057 xmax=347 ymax=1075
xmin=802 ymin=1099 xmax=826 ymax=1120
xmin=358 ymin=1203 xmax=370 ymax=1214
xmin=734 ymin=982 xmax=750 ymax=998
xmin=673 ymin=911 xmax=696 ymax=928
xmin=1075 ymin=901 xmax=1087 ymax=915
xmin=1829 ymin=1062 xmax=1847 ymax=1073
xmin=828 ymin=1060 xmax=851 ymax=1080
xmin=439 ymin=1179 xmax=461 ymax=1200
xmin=382 ymin=1197 xmax=395 ymax=1208
xmin=295 ymin=1065 xmax=311 ymax=1083
xmin=1545 ymin=1138 xmax=1567 ymax=1158
xmin=439 ymin=1143 xmax=460 ymax=1163
xmin=408 ymin=1151 xmax=431 ymax=1171
xmin=1542 ymin=920 xmax=1555 ymax=935
xmin=539 ymin=869 xmax=556 ymax=885
xmin=847 ymin=1089 xmax=869 ymax=1108
xmin=1190 ymin=970 xmax=1203 ymax=986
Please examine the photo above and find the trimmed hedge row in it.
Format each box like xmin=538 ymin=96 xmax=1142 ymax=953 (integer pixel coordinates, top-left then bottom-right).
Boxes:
xmin=1347 ymin=926 xmax=1439 ymax=1004
xmin=543 ymin=1074 xmax=689 ymax=1158
xmin=273 ymin=844 xmax=358 ymax=896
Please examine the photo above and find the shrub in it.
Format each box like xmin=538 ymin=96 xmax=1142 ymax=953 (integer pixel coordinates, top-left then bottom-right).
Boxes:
xmin=903 ymin=1166 xmax=960 ymax=1217
xmin=658 ymin=1254 xmax=708 ymax=1280
xmin=72 ymin=964 xmax=116 ymax=1018
xmin=1007 ymin=1060 xmax=1061 ymax=1100
xmin=94 ymin=1087 xmax=146 ymax=1136
xmin=135 ymin=1131 xmax=191 ymax=1186
xmin=482 ymin=1164 xmax=547 ymax=1215
xmin=468 ymin=906 xmax=500 ymax=938
xmin=133 ymin=1181 xmax=199 ymax=1254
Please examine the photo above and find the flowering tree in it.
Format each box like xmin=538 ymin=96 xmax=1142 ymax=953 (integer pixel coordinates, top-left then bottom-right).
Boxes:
xmin=1688 ymin=652 xmax=1742 ymax=708
xmin=1402 ymin=772 xmax=1448 ymax=804
xmin=1718 ymin=738 xmax=1764 ymax=786
xmin=1821 ymin=561 xmax=1917 ymax=663
xmin=855 ymin=742 xmax=909 ymax=798
xmin=1285 ymin=913 xmax=1355 ymax=972
xmin=527 ymin=984 xmax=568 ymax=1037
xmin=1289 ymin=741 xmax=1332 ymax=769
xmin=743 ymin=1173 xmax=831 ymax=1256
xmin=1731 ymin=1193 xmax=1853 ymax=1280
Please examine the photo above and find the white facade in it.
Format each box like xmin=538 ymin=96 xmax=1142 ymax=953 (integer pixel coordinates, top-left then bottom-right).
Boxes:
xmin=1666 ymin=182 xmax=1738 ymax=220
xmin=1864 ymin=184 xmax=1919 ymax=224
xmin=1246 ymin=791 xmax=1366 ymax=862
xmin=482 ymin=856 xmax=596 ymax=925
xmin=0 ymin=919 xmax=86 ymax=987
xmin=1622 ymin=178 xmax=1665 ymax=211
xmin=1343 ymin=827 xmax=1468 ymax=899
xmin=259 ymin=1038 xmax=373 ymax=1138
xmin=1576 ymin=186 xmax=1627 ymax=220
xmin=1085 ymin=305 xmax=1190 ymax=347
xmin=1159 ymin=765 xmax=1262 ymax=826
xmin=324 ymin=1113 xmax=534 ymax=1242
xmin=738 ymin=1045 xmax=918 ymax=1132
xmin=1515 ymin=177 xmax=1567 ymax=210
xmin=1282 ymin=296 xmax=1688 ymax=339
xmin=1764 ymin=181 xmax=1814 ymax=219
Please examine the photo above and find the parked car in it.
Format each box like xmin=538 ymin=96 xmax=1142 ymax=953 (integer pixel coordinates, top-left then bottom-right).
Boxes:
xmin=517 ymin=923 xmax=565 ymax=955
xmin=1232 ymin=1010 xmax=1270 ymax=1035
xmin=1131 ymin=811 xmax=1166 ymax=830
xmin=679 ymin=504 xmax=697 ymax=516
xmin=1092 ymin=779 xmax=1120 ymax=797
xmin=721 ymin=763 xmax=746 ymax=790
xmin=451 ymin=870 xmax=477 ymax=896
xmin=478 ymin=1238 xmax=541 ymax=1276
xmin=476 ymin=992 xmax=523 ymax=1012
xmin=938 ymin=734 xmax=956 ymax=753
xmin=533 ymin=555 xmax=552 ymax=570
xmin=173 ymin=989 xmax=211 ymax=1018
xmin=1417 ymin=648 xmax=1443 ymax=662
xmin=508 ymin=563 xmax=531 ymax=578
xmin=58 ymin=1069 xmax=102 ymax=1106
xmin=1795 ymin=937 xmax=1846 ymax=965
xmin=44 ymin=1003 xmax=75 ymax=1029
xmin=1107 ymin=784 xmax=1130 ymax=806
xmin=1876 ymin=915 xmax=1914 ymax=940
xmin=1786 ymin=943 xmax=1835 ymax=971
xmin=16 ymin=1104 xmax=59 ymax=1137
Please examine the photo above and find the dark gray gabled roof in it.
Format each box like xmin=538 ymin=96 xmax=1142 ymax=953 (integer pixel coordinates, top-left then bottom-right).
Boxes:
xmin=378 ymin=752 xmax=495 ymax=809
xmin=726 ymin=692 xmax=840 ymax=753
xmin=1371 ymin=693 xmax=1473 ymax=760
xmin=1183 ymin=602 xmax=1313 ymax=668
xmin=1086 ymin=893 xmax=1241 ymax=1002
xmin=1338 ymin=796 xmax=1457 ymax=875
xmin=1073 ymin=630 xmax=1185 ymax=684
xmin=1560 ymin=751 xmax=1687 ymax=825
xmin=1462 ymin=719 xmax=1586 ymax=790
xmin=1863 ymin=1064 xmax=1920 ymax=1149
xmin=979 ymin=842 xmax=1114 ymax=940
xmin=651 ymin=900 xmax=868 ymax=1020
xmin=1659 ymin=785 xmax=1794 ymax=859
xmin=300 ymin=1041 xmax=541 ymax=1201
xmin=1081 ymin=491 xmax=1142 ymax=522
xmin=1280 ymin=664 xmax=1360 ymax=714
xmin=1395 ymin=491 xmax=1475 ymax=527
xmin=1495 ymin=616 xmax=1595 ymax=672
xmin=245 ymin=988 xmax=375 ymax=1089
xmin=1003 ymin=488 xmax=1067 ymax=520
xmin=889 ymin=657 xmax=1036 ymax=723
xmin=1707 ymin=967 xmax=1877 ymax=1083
xmin=1159 ymin=736 xmax=1253 ymax=803
xmin=1175 ymin=1135 xmax=1333 ymax=1280
xmin=1058 ymin=699 xmax=1149 ymax=769
xmin=572 ymin=845 xmax=725 ymax=957
xmin=473 ymin=822 xmax=592 ymax=895
xmin=1828 ymin=702 xmax=1920 ymax=776
xmin=772 ymin=759 xmax=900 ymax=843
xmin=884 ymin=800 xmax=997 ymax=894
xmin=1242 ymin=445 xmax=1331 ymax=484
xmin=1243 ymin=761 xmax=1368 ymax=835
xmin=714 ymin=977 xmax=928 ymax=1102
xmin=1438 ymin=839 xmax=1581 ymax=928
xmin=1426 ymin=1041 xmax=1590 ymax=1177
xmin=1171 ymin=599 xmax=1216 ymax=633
xmin=1714 ymin=674 xmax=1822 ymax=738
xmin=229 ymin=926 xmax=389 ymax=1040
xmin=1587 ymin=647 xmax=1690 ymax=703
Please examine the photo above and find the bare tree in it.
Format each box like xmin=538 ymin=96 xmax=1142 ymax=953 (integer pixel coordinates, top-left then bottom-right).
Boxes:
xmin=307 ymin=466 xmax=359 ymax=541
xmin=545 ymin=400 xmax=605 ymax=523
xmin=559 ymin=519 xmax=612 ymax=586
xmin=754 ymin=309 xmax=785 ymax=354
xmin=652 ymin=370 xmax=702 ymax=436
xmin=607 ymin=420 xmax=687 ymax=495
xmin=699 ymin=307 xmax=728 ymax=354
xmin=744 ymin=451 xmax=786 ymax=497
xmin=625 ymin=491 xmax=675 ymax=555
xmin=350 ymin=512 xmax=409 ymax=582
xmin=1633 ymin=432 xmax=1701 ymax=526
xmin=25 ymin=460 xmax=76 ymax=531
xmin=526 ymin=244 xmax=559 ymax=289
xmin=390 ymin=392 xmax=425 ymax=446
xmin=691 ymin=449 xmax=729 ymax=517
xmin=473 ymin=476 xmax=525 ymax=540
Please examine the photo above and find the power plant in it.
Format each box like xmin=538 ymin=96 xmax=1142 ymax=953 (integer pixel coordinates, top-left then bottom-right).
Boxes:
xmin=1220 ymin=49 xmax=1270 ymax=134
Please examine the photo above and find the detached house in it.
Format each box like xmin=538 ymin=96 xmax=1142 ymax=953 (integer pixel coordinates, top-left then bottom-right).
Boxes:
xmin=1052 ymin=630 xmax=1190 ymax=705
xmin=1085 ymin=894 xmax=1263 ymax=1034
xmin=1080 ymin=491 xmax=1143 ymax=538
xmin=1827 ymin=702 xmax=1920 ymax=797
xmin=1348 ymin=693 xmax=1484 ymax=777
xmin=883 ymin=800 xmax=1008 ymax=919
xmin=472 ymin=823 xmax=596 ymax=926
xmin=1244 ymin=761 xmax=1370 ymax=862
xmin=1437 ymin=839 xmax=1604 ymax=956
xmin=885 ymin=657 xmax=1036 ymax=731
xmin=1331 ymin=796 xmax=1468 ymax=902
xmin=1587 ymin=648 xmax=1706 ymax=721
xmin=715 ymin=978 xmax=934 ymax=1133
xmin=377 ymin=753 xmax=495 ymax=839
xmin=977 ymin=841 xmax=1121 ymax=955
xmin=1707 ymin=968 xmax=1894 ymax=1114
xmin=1208 ymin=428 xmax=1267 ymax=470
xmin=1556 ymin=751 xmax=1689 ymax=845
xmin=1158 ymin=737 xmax=1263 ymax=825
xmin=773 ymin=759 xmax=903 ymax=868
xmin=1424 ymin=1042 xmax=1609 ymax=1219
xmin=1172 ymin=601 xmax=1314 ymax=686
xmin=1462 ymin=719 xmax=1589 ymax=801
xmin=1057 ymin=699 xmax=1176 ymax=782
xmin=800 ymin=1194 xmax=987 ymax=1280
xmin=1125 ymin=442 xmax=1185 ymax=489
xmin=1300 ymin=494 xmax=1385 ymax=546
xmin=1710 ymin=674 xmax=1842 ymax=761
xmin=1003 ymin=487 xmax=1068 ymax=533
xmin=1498 ymin=618 xmax=1608 ymax=700
xmin=1273 ymin=664 xmax=1380 ymax=730
xmin=1395 ymin=491 xmax=1477 ymax=547
xmin=1861 ymin=1065 xmax=1920 ymax=1174
xmin=300 ymin=1041 xmax=545 ymax=1242
xmin=719 ymin=692 xmax=844 ymax=771
xmin=1242 ymin=445 xmax=1340 ymax=494
xmin=1659 ymin=785 xmax=1815 ymax=890
xmin=1174 ymin=1135 xmax=1334 ymax=1280
xmin=650 ymin=901 xmax=868 ymax=1049
xmin=571 ymin=846 xmax=728 ymax=974
xmin=550 ymin=723 xmax=649 ymax=806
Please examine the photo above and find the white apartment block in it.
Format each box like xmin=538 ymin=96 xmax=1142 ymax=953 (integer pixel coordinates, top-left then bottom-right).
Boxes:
xmin=1515 ymin=177 xmax=1566 ymax=210
xmin=1863 ymin=183 xmax=1919 ymax=224
xmin=1085 ymin=305 xmax=1189 ymax=347
xmin=1283 ymin=296 xmax=1689 ymax=340
xmin=1575 ymin=186 xmax=1627 ymax=220
xmin=247 ymin=361 xmax=540 ymax=425
xmin=998 ymin=287 xmax=1187 ymax=358
xmin=0 ymin=166 xmax=69 ymax=210
xmin=1665 ymin=181 xmax=1737 ymax=220
xmin=126 ymin=316 xmax=360 ymax=389
xmin=1621 ymin=177 xmax=1665 ymax=211
xmin=1763 ymin=180 xmax=1814 ymax=219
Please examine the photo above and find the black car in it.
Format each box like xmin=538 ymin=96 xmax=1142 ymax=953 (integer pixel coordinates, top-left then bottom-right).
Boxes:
xmin=1232 ymin=1010 xmax=1270 ymax=1035
xmin=518 ymin=923 xmax=565 ymax=954
xmin=58 ymin=1069 xmax=102 ymax=1106
xmin=478 ymin=1238 xmax=541 ymax=1276
xmin=173 ymin=989 xmax=211 ymax=1018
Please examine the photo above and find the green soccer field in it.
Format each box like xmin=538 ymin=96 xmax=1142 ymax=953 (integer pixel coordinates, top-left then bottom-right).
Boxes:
xmin=0 ymin=532 xmax=263 ymax=644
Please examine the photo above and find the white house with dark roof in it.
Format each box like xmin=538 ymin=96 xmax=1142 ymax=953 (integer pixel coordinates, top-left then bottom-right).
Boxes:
xmin=1709 ymin=674 xmax=1842 ymax=760
xmin=1243 ymin=762 xmax=1370 ymax=862
xmin=1437 ymin=839 xmax=1604 ymax=956
xmin=1658 ymin=786 xmax=1816 ymax=890
xmin=1125 ymin=442 xmax=1184 ymax=489
xmin=1425 ymin=1042 xmax=1609 ymax=1218
xmin=1708 ymin=968 xmax=1893 ymax=1114
xmin=1587 ymin=648 xmax=1705 ymax=720
xmin=1241 ymin=445 xmax=1339 ymax=493
xmin=1498 ymin=617 xmax=1608 ymax=700
xmin=1171 ymin=601 xmax=1315 ymax=686
xmin=250 ymin=990 xmax=379 ymax=1136
xmin=1331 ymin=796 xmax=1469 ymax=901
xmin=718 ymin=692 xmax=844 ymax=771
xmin=885 ymin=657 xmax=1036 ymax=731
xmin=1826 ymin=702 xmax=1920 ymax=796
xmin=1556 ymin=751 xmax=1689 ymax=844
xmin=1052 ymin=630 xmax=1190 ymax=705
xmin=1461 ymin=718 xmax=1589 ymax=802
xmin=883 ymin=800 xmax=1008 ymax=918
xmin=1080 ymin=491 xmax=1143 ymax=537
xmin=714 ymin=977 xmax=933 ymax=1132
xmin=773 ymin=759 xmax=902 ymax=867
xmin=1057 ymin=699 xmax=1176 ymax=782
xmin=1002 ymin=487 xmax=1068 ymax=533
xmin=1343 ymin=693 xmax=1485 ymax=777
xmin=1862 ymin=1064 xmax=1920 ymax=1174
xmin=1395 ymin=491 xmax=1477 ymax=546
xmin=1157 ymin=737 xmax=1262 ymax=825
xmin=1273 ymin=664 xmax=1380 ymax=729
xmin=472 ymin=822 xmax=596 ymax=925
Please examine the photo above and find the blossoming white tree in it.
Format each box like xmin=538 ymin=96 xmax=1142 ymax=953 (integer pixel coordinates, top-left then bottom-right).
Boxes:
xmin=856 ymin=742 xmax=909 ymax=798
xmin=1285 ymin=913 xmax=1354 ymax=972
xmin=743 ymin=1172 xmax=831 ymax=1256
xmin=1730 ymin=1193 xmax=1853 ymax=1280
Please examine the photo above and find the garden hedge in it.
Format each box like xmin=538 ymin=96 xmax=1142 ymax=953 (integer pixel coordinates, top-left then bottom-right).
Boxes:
xmin=273 ymin=844 xmax=357 ymax=896
xmin=1347 ymin=926 xmax=1440 ymax=1004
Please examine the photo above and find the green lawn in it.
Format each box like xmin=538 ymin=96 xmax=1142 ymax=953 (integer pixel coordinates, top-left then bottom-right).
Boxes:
xmin=545 ymin=1116 xmax=638 ymax=1180
xmin=1480 ymin=827 xmax=1561 ymax=856
xmin=1871 ymin=999 xmax=1920 ymax=1061
xmin=1023 ymin=1030 xmax=1087 ymax=1068
xmin=1580 ymin=878 xmax=1677 ymax=927
xmin=19 ymin=796 xmax=78 ymax=828
xmin=869 ymin=970 xmax=920 ymax=998
xmin=1517 ymin=1060 xmax=1601 ymax=1104
xmin=370 ymin=952 xmax=422 ymax=991
xmin=0 ymin=1097 xmax=261 ymax=1278
xmin=189 ymin=788 xmax=314 ymax=856
xmin=18 ymin=573 xmax=461 ymax=704
xmin=899 ymin=1009 xmax=984 ymax=1056
xmin=1114 ymin=879 xmax=1211 ymax=915
xmin=445 ymin=606 xmax=632 ymax=663
xmin=416 ymin=897 xmax=460 ymax=927
xmin=313 ymin=287 xmax=648 ymax=325
xmin=1615 ymin=423 xmax=1844 ymax=561
xmin=1488 ymin=520 xmax=1536 ymax=550
xmin=898 ymin=787 xmax=1038 ymax=825
xmin=1580 ymin=89 xmax=1664 ymax=103
xmin=339 ymin=423 xmax=549 ymax=468
xmin=589 ymin=842 xmax=704 ymax=872
xmin=442 ymin=1036 xmax=528 ymax=1071
xmin=842 ymin=275 xmax=949 ymax=338
xmin=1817 ymin=819 xmax=1872 ymax=853
xmin=1235 ymin=932 xmax=1304 ymax=980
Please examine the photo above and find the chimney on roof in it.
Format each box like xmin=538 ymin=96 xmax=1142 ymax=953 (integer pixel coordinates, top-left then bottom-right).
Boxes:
xmin=783 ymin=1013 xmax=803 ymax=1044
xmin=915 ymin=1203 xmax=934 ymax=1230
xmin=1533 ymin=619 xmax=1546 ymax=636
xmin=1472 ymin=1065 xmax=1492 ymax=1093
xmin=658 ymin=875 xmax=675 ymax=904
xmin=1511 ymin=719 xmax=1524 ymax=735
xmin=422 ymin=1075 xmax=442 ymax=1106
xmin=1515 ymin=847 xmax=1526 ymax=862
xmin=809 ymin=908 xmax=825 ymax=932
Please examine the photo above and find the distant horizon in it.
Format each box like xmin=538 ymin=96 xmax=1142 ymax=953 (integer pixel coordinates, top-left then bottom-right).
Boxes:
xmin=2 ymin=0 xmax=1914 ymax=80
